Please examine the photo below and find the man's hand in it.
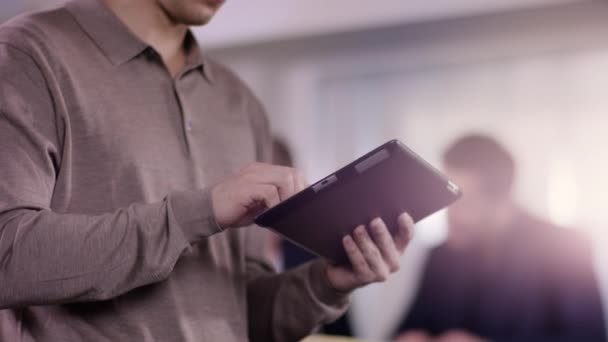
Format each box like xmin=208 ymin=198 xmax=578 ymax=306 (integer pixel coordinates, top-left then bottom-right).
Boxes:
xmin=211 ymin=162 xmax=307 ymax=229
xmin=326 ymin=213 xmax=414 ymax=292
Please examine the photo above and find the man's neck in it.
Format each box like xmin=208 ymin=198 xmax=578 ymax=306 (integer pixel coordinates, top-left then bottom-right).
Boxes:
xmin=103 ymin=0 xmax=188 ymax=77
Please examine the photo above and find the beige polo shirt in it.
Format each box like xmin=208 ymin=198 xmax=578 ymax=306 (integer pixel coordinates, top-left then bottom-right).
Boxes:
xmin=0 ymin=0 xmax=348 ymax=341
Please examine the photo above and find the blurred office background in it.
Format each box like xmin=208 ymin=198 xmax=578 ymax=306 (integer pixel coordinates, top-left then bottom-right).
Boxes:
xmin=3 ymin=0 xmax=608 ymax=340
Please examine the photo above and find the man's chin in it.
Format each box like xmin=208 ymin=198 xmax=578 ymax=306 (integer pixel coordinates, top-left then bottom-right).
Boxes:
xmin=179 ymin=12 xmax=215 ymax=26
xmin=173 ymin=5 xmax=218 ymax=26
xmin=184 ymin=16 xmax=214 ymax=26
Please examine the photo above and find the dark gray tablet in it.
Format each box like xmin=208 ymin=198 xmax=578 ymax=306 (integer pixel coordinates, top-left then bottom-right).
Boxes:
xmin=255 ymin=139 xmax=462 ymax=264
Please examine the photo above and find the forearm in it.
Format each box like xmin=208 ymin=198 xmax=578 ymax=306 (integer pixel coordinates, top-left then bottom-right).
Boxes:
xmin=247 ymin=259 xmax=350 ymax=342
xmin=0 ymin=188 xmax=219 ymax=309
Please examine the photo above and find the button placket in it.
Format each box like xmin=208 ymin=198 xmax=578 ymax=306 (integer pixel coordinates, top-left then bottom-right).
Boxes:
xmin=175 ymin=80 xmax=193 ymax=133
xmin=171 ymin=78 xmax=193 ymax=155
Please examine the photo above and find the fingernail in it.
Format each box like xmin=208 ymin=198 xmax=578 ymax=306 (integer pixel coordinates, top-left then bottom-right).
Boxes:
xmin=356 ymin=226 xmax=366 ymax=237
xmin=343 ymin=235 xmax=352 ymax=245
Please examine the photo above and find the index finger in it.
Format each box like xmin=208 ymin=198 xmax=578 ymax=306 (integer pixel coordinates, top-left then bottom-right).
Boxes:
xmin=242 ymin=163 xmax=299 ymax=200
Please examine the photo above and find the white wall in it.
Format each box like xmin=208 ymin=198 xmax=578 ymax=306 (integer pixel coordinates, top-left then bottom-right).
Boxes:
xmin=211 ymin=0 xmax=608 ymax=189
xmin=195 ymin=0 xmax=584 ymax=48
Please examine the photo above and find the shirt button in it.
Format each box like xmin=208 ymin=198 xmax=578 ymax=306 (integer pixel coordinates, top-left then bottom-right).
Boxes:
xmin=186 ymin=121 xmax=193 ymax=131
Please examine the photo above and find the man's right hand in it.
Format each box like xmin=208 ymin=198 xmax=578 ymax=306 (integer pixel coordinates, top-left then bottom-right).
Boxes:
xmin=211 ymin=162 xmax=307 ymax=229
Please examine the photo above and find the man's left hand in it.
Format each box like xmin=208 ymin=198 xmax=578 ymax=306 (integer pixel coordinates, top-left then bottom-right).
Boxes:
xmin=325 ymin=213 xmax=414 ymax=292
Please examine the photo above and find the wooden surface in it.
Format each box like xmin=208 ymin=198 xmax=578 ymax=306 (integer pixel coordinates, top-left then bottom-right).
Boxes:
xmin=302 ymin=335 xmax=382 ymax=342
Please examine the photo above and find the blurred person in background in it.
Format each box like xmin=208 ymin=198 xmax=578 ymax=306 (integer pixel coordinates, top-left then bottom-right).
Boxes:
xmin=0 ymin=0 xmax=415 ymax=341
xmin=268 ymin=137 xmax=355 ymax=337
xmin=394 ymin=134 xmax=605 ymax=342
xmin=270 ymin=138 xmax=318 ymax=270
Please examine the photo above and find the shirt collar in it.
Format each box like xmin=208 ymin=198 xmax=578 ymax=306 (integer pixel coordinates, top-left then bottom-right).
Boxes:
xmin=183 ymin=31 xmax=215 ymax=83
xmin=66 ymin=0 xmax=214 ymax=83
xmin=66 ymin=0 xmax=147 ymax=66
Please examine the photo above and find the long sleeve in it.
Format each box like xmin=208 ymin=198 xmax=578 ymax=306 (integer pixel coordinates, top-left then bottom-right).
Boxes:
xmin=245 ymin=227 xmax=350 ymax=342
xmin=0 ymin=43 xmax=221 ymax=309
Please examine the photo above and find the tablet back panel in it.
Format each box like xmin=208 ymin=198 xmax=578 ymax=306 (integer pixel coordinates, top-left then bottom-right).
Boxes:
xmin=255 ymin=140 xmax=461 ymax=264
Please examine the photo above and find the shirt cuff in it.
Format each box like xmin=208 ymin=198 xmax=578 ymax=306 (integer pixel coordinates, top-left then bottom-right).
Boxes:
xmin=308 ymin=259 xmax=351 ymax=308
xmin=168 ymin=187 xmax=222 ymax=243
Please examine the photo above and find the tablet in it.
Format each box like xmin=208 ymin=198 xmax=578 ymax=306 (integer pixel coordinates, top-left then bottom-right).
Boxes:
xmin=255 ymin=139 xmax=462 ymax=264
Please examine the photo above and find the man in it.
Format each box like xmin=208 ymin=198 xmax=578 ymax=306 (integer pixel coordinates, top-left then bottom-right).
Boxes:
xmin=0 ymin=0 xmax=414 ymax=341
xmin=394 ymin=134 xmax=605 ymax=342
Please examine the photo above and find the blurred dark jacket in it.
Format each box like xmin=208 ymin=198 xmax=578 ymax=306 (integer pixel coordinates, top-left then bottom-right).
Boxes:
xmin=396 ymin=210 xmax=606 ymax=342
